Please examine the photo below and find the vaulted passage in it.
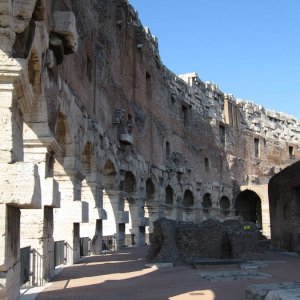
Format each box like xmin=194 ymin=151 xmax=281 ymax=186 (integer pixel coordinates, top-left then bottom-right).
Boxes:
xmin=235 ymin=190 xmax=262 ymax=228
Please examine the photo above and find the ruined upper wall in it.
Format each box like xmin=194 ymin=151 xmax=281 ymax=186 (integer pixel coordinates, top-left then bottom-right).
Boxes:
xmin=2 ymin=0 xmax=298 ymax=194
xmin=124 ymin=2 xmax=300 ymax=147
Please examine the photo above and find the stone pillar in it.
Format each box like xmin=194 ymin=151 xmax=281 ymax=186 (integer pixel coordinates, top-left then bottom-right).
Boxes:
xmin=80 ymin=181 xmax=103 ymax=254
xmin=103 ymin=190 xmax=129 ymax=250
xmin=0 ymin=83 xmax=23 ymax=163
xmin=145 ymin=195 xmax=162 ymax=235
xmin=125 ymin=198 xmax=142 ymax=246
xmin=89 ymin=220 xmax=102 ymax=254
xmin=53 ymin=172 xmax=83 ymax=264
xmin=0 ymin=204 xmax=21 ymax=300
xmin=176 ymin=197 xmax=183 ymax=221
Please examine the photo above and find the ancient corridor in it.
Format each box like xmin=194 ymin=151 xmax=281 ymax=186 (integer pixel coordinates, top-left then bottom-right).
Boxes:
xmin=1 ymin=0 xmax=300 ymax=299
xmin=22 ymin=246 xmax=300 ymax=300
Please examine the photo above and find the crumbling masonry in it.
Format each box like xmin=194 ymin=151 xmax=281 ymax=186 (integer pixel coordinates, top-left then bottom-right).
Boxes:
xmin=0 ymin=1 xmax=299 ymax=299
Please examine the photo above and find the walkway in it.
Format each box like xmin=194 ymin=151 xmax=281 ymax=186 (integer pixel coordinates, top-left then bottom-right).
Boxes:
xmin=26 ymin=246 xmax=300 ymax=300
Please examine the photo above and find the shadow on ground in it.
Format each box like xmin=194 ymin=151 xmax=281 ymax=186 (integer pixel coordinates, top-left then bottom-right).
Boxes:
xmin=33 ymin=246 xmax=300 ymax=300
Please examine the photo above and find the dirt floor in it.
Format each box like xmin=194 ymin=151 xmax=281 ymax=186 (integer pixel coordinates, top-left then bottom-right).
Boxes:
xmin=34 ymin=246 xmax=300 ymax=300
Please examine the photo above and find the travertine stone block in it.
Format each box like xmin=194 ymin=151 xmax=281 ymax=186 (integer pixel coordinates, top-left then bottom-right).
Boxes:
xmin=13 ymin=0 xmax=37 ymax=33
xmin=0 ymin=162 xmax=41 ymax=208
xmin=51 ymin=11 xmax=78 ymax=54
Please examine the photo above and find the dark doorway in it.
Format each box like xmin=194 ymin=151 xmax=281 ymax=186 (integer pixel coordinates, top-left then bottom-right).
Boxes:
xmin=220 ymin=196 xmax=230 ymax=217
xmin=235 ymin=190 xmax=262 ymax=228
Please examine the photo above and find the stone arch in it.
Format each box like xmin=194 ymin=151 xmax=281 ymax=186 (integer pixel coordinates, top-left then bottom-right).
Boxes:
xmin=102 ymin=159 xmax=117 ymax=190
xmin=53 ymin=112 xmax=81 ymax=263
xmin=235 ymin=190 xmax=262 ymax=228
xmin=146 ymin=178 xmax=155 ymax=198
xmin=82 ymin=142 xmax=96 ymax=177
xmin=202 ymin=193 xmax=212 ymax=215
xmin=80 ymin=141 xmax=103 ymax=254
xmin=183 ymin=190 xmax=194 ymax=207
xmin=55 ymin=112 xmax=75 ymax=159
xmin=81 ymin=142 xmax=97 ymax=204
xmin=123 ymin=171 xmax=136 ymax=194
xmin=122 ymin=171 xmax=137 ymax=247
xmin=165 ymin=185 xmax=177 ymax=220
xmin=165 ymin=185 xmax=174 ymax=205
xmin=102 ymin=159 xmax=119 ymax=249
xmin=183 ymin=189 xmax=194 ymax=222
xmin=220 ymin=196 xmax=230 ymax=217
xmin=144 ymin=177 xmax=158 ymax=238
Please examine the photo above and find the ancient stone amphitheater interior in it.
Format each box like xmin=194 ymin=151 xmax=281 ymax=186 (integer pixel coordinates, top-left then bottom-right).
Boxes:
xmin=0 ymin=1 xmax=299 ymax=299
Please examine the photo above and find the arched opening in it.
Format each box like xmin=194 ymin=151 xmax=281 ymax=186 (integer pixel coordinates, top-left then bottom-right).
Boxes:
xmin=145 ymin=178 xmax=157 ymax=243
xmin=202 ymin=193 xmax=212 ymax=215
xmin=183 ymin=190 xmax=194 ymax=207
xmin=54 ymin=113 xmax=77 ymax=197
xmin=165 ymin=185 xmax=173 ymax=205
xmin=103 ymin=160 xmax=117 ymax=190
xmin=55 ymin=113 xmax=74 ymax=160
xmin=235 ymin=190 xmax=262 ymax=228
xmin=80 ymin=142 xmax=102 ymax=255
xmin=165 ymin=185 xmax=176 ymax=220
xmin=53 ymin=113 xmax=80 ymax=264
xmin=220 ymin=196 xmax=230 ymax=217
xmin=183 ymin=190 xmax=194 ymax=222
xmin=146 ymin=178 xmax=155 ymax=199
xmin=102 ymin=159 xmax=118 ymax=250
xmin=81 ymin=143 xmax=97 ymax=202
xmin=122 ymin=171 xmax=136 ymax=247
xmin=123 ymin=171 xmax=136 ymax=194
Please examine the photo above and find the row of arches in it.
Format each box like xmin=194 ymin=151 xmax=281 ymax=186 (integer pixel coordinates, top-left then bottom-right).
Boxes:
xmin=9 ymin=89 xmax=264 ymax=288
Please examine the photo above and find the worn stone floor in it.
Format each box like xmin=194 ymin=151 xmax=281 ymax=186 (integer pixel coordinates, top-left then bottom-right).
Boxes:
xmin=23 ymin=246 xmax=300 ymax=300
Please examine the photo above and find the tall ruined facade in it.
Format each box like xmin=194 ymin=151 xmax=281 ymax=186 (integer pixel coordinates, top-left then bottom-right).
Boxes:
xmin=0 ymin=0 xmax=299 ymax=299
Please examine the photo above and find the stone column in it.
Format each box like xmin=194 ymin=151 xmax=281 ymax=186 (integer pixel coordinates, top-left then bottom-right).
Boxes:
xmin=53 ymin=171 xmax=84 ymax=264
xmin=103 ymin=190 xmax=128 ymax=250
xmin=125 ymin=197 xmax=144 ymax=247
xmin=80 ymin=181 xmax=103 ymax=255
xmin=145 ymin=195 xmax=162 ymax=235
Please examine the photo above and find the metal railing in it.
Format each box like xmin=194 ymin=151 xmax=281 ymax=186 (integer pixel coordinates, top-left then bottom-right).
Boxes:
xmin=54 ymin=240 xmax=65 ymax=267
xmin=20 ymin=247 xmax=45 ymax=287
xmin=102 ymin=235 xmax=115 ymax=251
xmin=31 ymin=249 xmax=44 ymax=286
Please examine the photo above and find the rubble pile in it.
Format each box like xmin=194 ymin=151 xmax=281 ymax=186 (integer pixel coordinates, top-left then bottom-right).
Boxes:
xmin=147 ymin=218 xmax=265 ymax=264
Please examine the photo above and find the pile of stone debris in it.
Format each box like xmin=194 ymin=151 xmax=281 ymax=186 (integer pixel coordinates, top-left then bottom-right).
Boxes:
xmin=147 ymin=218 xmax=268 ymax=264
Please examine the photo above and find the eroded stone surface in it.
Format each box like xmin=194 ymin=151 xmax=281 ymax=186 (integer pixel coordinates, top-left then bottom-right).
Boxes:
xmin=199 ymin=270 xmax=271 ymax=282
xmin=246 ymin=282 xmax=300 ymax=300
xmin=147 ymin=218 xmax=265 ymax=264
xmin=0 ymin=0 xmax=300 ymax=299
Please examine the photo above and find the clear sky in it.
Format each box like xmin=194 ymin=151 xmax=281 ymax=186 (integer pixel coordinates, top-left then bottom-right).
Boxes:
xmin=129 ymin=0 xmax=300 ymax=120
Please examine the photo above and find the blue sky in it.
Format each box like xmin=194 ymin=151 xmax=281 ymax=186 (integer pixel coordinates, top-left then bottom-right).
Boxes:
xmin=129 ymin=0 xmax=300 ymax=120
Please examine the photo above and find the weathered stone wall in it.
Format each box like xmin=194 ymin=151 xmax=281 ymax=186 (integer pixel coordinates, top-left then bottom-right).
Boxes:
xmin=269 ymin=160 xmax=300 ymax=252
xmin=0 ymin=0 xmax=299 ymax=298
xmin=147 ymin=218 xmax=264 ymax=264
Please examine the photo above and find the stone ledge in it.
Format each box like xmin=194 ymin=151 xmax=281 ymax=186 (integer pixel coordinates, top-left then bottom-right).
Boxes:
xmin=245 ymin=282 xmax=300 ymax=300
